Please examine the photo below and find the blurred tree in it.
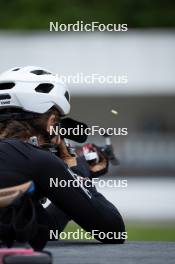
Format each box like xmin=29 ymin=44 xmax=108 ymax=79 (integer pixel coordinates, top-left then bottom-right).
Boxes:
xmin=0 ymin=0 xmax=174 ymax=29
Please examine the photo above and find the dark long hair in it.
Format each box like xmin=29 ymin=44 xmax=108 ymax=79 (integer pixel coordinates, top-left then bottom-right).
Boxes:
xmin=0 ymin=107 xmax=59 ymax=140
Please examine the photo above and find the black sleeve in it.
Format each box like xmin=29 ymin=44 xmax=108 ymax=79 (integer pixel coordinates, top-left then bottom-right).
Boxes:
xmin=70 ymin=156 xmax=92 ymax=178
xmin=31 ymin=149 xmax=125 ymax=244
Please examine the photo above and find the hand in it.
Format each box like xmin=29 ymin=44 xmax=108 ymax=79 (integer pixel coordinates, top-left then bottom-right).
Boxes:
xmin=51 ymin=136 xmax=77 ymax=167
xmin=89 ymin=151 xmax=108 ymax=173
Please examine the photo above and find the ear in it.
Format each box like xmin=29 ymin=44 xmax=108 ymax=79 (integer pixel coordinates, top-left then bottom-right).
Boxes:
xmin=47 ymin=114 xmax=56 ymax=132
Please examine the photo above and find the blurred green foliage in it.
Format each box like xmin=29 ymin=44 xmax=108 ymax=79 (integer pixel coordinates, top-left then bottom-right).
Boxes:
xmin=64 ymin=221 xmax=175 ymax=241
xmin=0 ymin=0 xmax=174 ymax=29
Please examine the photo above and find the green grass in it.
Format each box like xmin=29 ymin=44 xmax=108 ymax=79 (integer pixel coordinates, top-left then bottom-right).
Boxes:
xmin=126 ymin=223 xmax=175 ymax=241
xmin=62 ymin=221 xmax=175 ymax=241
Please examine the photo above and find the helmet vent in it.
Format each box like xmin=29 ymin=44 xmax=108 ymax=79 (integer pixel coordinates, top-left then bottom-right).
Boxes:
xmin=0 ymin=82 xmax=15 ymax=90
xmin=12 ymin=68 xmax=20 ymax=71
xmin=35 ymin=83 xmax=54 ymax=93
xmin=64 ymin=91 xmax=70 ymax=102
xmin=31 ymin=70 xmax=51 ymax=75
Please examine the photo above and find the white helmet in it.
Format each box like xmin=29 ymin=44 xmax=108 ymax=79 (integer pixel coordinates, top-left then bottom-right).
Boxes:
xmin=0 ymin=66 xmax=70 ymax=116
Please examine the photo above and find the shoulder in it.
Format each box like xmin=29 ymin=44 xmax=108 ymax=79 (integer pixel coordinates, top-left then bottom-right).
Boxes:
xmin=0 ymin=138 xmax=64 ymax=166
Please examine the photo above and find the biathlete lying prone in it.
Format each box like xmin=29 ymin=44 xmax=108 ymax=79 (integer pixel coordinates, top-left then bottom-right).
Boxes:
xmin=0 ymin=66 xmax=125 ymax=262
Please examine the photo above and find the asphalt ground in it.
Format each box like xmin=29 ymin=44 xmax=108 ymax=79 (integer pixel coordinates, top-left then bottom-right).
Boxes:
xmin=47 ymin=241 xmax=175 ymax=264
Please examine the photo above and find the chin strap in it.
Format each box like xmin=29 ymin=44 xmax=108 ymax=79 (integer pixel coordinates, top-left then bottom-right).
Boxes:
xmin=28 ymin=133 xmax=59 ymax=152
xmin=28 ymin=136 xmax=59 ymax=156
xmin=40 ymin=143 xmax=59 ymax=154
